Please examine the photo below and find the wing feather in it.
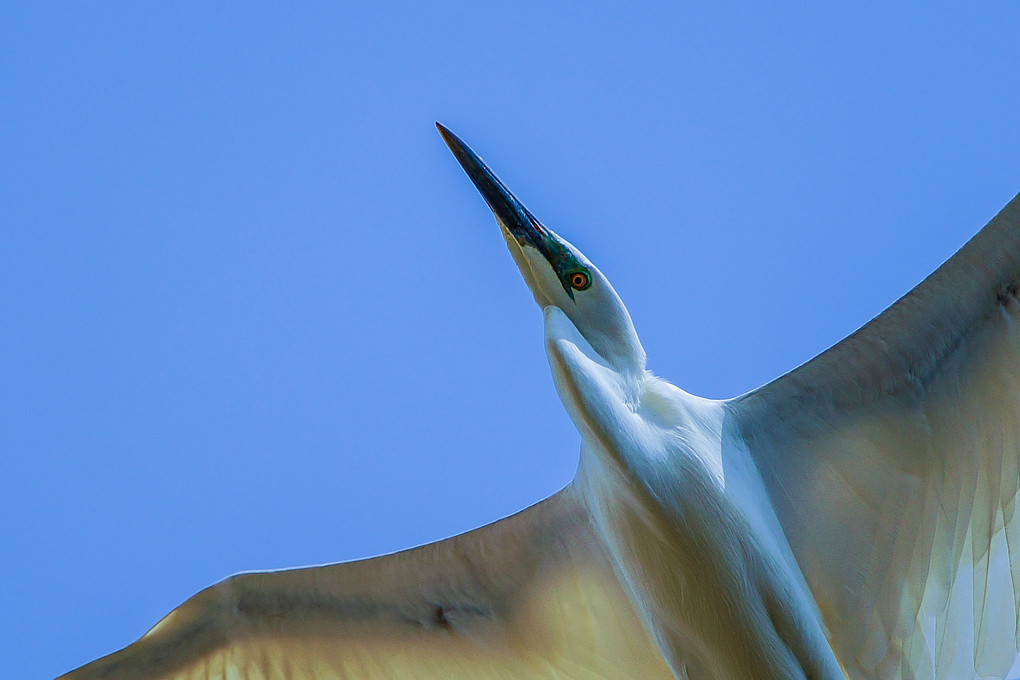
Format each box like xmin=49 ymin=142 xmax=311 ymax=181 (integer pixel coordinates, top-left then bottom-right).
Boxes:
xmin=58 ymin=488 xmax=674 ymax=680
xmin=731 ymin=192 xmax=1020 ymax=679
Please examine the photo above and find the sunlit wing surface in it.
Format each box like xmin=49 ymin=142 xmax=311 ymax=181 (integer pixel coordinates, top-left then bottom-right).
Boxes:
xmin=59 ymin=488 xmax=674 ymax=680
xmin=732 ymin=193 xmax=1020 ymax=680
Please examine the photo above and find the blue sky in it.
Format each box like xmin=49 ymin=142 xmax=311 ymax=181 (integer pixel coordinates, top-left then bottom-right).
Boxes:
xmin=4 ymin=4 xmax=1020 ymax=678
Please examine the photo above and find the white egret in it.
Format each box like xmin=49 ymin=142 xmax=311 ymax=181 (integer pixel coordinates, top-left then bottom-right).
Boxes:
xmin=59 ymin=125 xmax=1020 ymax=680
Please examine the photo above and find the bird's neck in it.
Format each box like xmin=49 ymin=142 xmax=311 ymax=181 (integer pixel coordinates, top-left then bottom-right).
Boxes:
xmin=576 ymin=372 xmax=727 ymax=488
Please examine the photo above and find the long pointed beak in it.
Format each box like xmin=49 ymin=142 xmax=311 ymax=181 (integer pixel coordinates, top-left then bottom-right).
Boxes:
xmin=436 ymin=123 xmax=548 ymax=252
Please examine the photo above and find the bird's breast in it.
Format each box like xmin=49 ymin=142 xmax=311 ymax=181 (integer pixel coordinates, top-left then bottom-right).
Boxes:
xmin=574 ymin=421 xmax=844 ymax=680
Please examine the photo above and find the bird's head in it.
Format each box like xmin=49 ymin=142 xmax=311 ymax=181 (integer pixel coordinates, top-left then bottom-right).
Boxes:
xmin=438 ymin=124 xmax=646 ymax=377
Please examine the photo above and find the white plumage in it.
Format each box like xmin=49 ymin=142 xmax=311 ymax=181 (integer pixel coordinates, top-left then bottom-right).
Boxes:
xmin=58 ymin=126 xmax=1020 ymax=680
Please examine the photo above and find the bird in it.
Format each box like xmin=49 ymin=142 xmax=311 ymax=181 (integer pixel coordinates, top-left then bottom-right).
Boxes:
xmin=58 ymin=124 xmax=1020 ymax=680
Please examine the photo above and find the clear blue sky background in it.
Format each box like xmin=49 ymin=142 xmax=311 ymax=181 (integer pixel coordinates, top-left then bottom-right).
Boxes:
xmin=4 ymin=4 xmax=1020 ymax=678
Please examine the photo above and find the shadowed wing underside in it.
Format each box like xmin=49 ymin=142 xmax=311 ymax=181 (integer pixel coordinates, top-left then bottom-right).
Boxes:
xmin=732 ymin=193 xmax=1020 ymax=679
xmin=60 ymin=488 xmax=674 ymax=680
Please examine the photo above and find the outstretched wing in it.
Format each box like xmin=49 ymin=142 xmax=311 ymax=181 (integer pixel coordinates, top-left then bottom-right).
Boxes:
xmin=59 ymin=487 xmax=674 ymax=680
xmin=731 ymin=193 xmax=1020 ymax=680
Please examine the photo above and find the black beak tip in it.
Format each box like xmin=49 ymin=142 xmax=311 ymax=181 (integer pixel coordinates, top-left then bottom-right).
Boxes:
xmin=435 ymin=122 xmax=471 ymax=161
xmin=435 ymin=123 xmax=546 ymax=249
xmin=435 ymin=121 xmax=458 ymax=146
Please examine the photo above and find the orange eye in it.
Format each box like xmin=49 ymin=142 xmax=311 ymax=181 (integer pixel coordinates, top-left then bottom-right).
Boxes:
xmin=568 ymin=270 xmax=591 ymax=290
